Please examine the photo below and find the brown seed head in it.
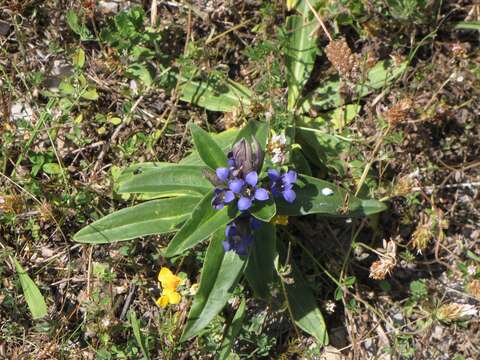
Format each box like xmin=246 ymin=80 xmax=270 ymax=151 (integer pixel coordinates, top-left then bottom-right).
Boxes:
xmin=325 ymin=39 xmax=360 ymax=82
xmin=384 ymin=98 xmax=413 ymax=127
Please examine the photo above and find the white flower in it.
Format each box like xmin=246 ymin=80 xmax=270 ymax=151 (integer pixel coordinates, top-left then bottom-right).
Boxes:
xmin=321 ymin=187 xmax=334 ymax=196
xmin=271 ymin=148 xmax=286 ymax=165
xmin=467 ymin=265 xmax=477 ymax=276
xmin=271 ymin=134 xmax=286 ymax=145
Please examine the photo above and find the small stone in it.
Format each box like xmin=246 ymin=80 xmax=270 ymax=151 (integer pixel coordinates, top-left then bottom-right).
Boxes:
xmin=98 ymin=1 xmax=120 ymax=14
xmin=0 ymin=20 xmax=10 ymax=36
xmin=322 ymin=187 xmax=334 ymax=196
xmin=10 ymin=102 xmax=33 ymax=122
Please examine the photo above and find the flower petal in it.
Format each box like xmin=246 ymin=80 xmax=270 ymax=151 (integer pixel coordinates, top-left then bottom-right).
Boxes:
xmin=267 ymin=168 xmax=281 ymax=181
xmin=223 ymin=240 xmax=232 ymax=252
xmin=237 ymin=196 xmax=252 ymax=211
xmin=158 ymin=267 xmax=181 ymax=291
xmin=254 ymin=188 xmax=269 ymax=201
xmin=245 ymin=171 xmax=258 ymax=187
xmin=282 ymin=189 xmax=296 ymax=203
xmin=156 ymin=295 xmax=169 ymax=308
xmin=165 ymin=289 xmax=181 ymax=305
xmin=215 ymin=167 xmax=230 ymax=182
xmin=283 ymin=170 xmax=297 ymax=184
xmin=223 ymin=190 xmax=235 ymax=203
xmin=225 ymin=223 xmax=236 ymax=238
xmin=228 ymin=179 xmax=245 ymax=193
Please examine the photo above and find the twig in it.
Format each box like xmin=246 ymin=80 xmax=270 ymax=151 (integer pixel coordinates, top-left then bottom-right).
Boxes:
xmin=305 ymin=0 xmax=332 ymax=41
xmin=120 ymin=285 xmax=136 ymax=320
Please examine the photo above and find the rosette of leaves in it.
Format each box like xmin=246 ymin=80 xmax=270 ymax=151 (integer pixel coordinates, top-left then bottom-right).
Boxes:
xmin=74 ymin=120 xmax=386 ymax=345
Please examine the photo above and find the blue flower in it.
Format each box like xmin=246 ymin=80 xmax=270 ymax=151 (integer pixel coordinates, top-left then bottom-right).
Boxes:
xmin=211 ymin=188 xmax=235 ymax=210
xmin=268 ymin=169 xmax=297 ymax=203
xmin=236 ymin=171 xmax=270 ymax=211
xmin=223 ymin=214 xmax=264 ymax=255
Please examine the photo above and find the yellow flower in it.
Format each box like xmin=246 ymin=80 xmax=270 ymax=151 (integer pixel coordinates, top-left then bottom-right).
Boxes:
xmin=271 ymin=215 xmax=289 ymax=226
xmin=156 ymin=267 xmax=182 ymax=308
xmin=156 ymin=289 xmax=182 ymax=308
xmin=158 ymin=267 xmax=181 ymax=291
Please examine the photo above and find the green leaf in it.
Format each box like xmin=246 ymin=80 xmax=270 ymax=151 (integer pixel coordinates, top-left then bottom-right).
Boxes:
xmin=284 ymin=262 xmax=328 ymax=345
xmin=81 ymin=87 xmax=99 ymax=100
xmin=180 ymin=76 xmax=252 ymax=112
xmin=42 ymin=163 xmax=62 ymax=175
xmin=295 ymin=126 xmax=350 ymax=175
xmin=66 ymin=9 xmax=94 ymax=41
xmin=276 ymin=174 xmax=387 ymax=217
xmin=72 ymin=48 xmax=85 ymax=69
xmin=73 ymin=196 xmax=201 ymax=244
xmin=190 ymin=123 xmax=228 ymax=169
xmin=14 ymin=258 xmax=48 ymax=320
xmin=180 ymin=129 xmax=239 ymax=165
xmin=164 ymin=190 xmax=239 ymax=257
xmin=291 ymin=146 xmax=312 ymax=176
xmin=118 ymin=165 xmax=213 ymax=196
xmin=126 ymin=63 xmax=154 ymax=86
xmin=245 ymin=223 xmax=277 ymax=299
xmin=298 ymin=105 xmax=360 ymax=130
xmin=303 ymin=60 xmax=407 ymax=111
xmin=218 ymin=298 xmax=247 ymax=360
xmin=129 ymin=310 xmax=150 ymax=360
xmin=455 ymin=21 xmax=480 ymax=31
xmin=250 ymin=197 xmax=276 ymax=222
xmin=181 ymin=228 xmax=247 ymax=341
xmin=234 ymin=120 xmax=270 ymax=151
xmin=285 ymin=14 xmax=318 ymax=110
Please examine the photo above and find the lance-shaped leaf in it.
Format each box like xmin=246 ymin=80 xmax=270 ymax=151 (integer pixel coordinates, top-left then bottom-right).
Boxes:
xmin=283 ymin=262 xmax=328 ymax=345
xmin=302 ymin=60 xmax=407 ymax=111
xmin=276 ymin=174 xmax=386 ymax=217
xmin=118 ymin=165 xmax=212 ymax=196
xmin=250 ymin=198 xmax=276 ymax=222
xmin=190 ymin=123 xmax=228 ymax=169
xmin=73 ymin=196 xmax=201 ymax=244
xmin=181 ymin=129 xmax=239 ymax=165
xmin=164 ymin=190 xmax=239 ymax=257
xmin=285 ymin=13 xmax=318 ymax=111
xmin=181 ymin=228 xmax=247 ymax=341
xmin=245 ymin=223 xmax=277 ymax=299
xmin=14 ymin=258 xmax=48 ymax=320
xmin=129 ymin=310 xmax=150 ymax=360
xmin=180 ymin=76 xmax=252 ymax=112
xmin=218 ymin=298 xmax=247 ymax=359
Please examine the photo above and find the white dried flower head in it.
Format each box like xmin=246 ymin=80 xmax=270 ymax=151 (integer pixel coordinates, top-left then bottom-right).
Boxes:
xmin=324 ymin=300 xmax=336 ymax=314
xmin=267 ymin=132 xmax=287 ymax=165
xmin=369 ymin=240 xmax=397 ymax=280
xmin=437 ymin=303 xmax=477 ymax=323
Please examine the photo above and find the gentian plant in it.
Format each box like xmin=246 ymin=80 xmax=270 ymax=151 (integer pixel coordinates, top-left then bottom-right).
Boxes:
xmin=74 ymin=120 xmax=386 ymax=344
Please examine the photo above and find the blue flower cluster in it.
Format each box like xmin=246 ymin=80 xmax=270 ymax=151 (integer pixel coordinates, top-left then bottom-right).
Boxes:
xmin=223 ymin=214 xmax=263 ymax=256
xmin=205 ymin=137 xmax=298 ymax=255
